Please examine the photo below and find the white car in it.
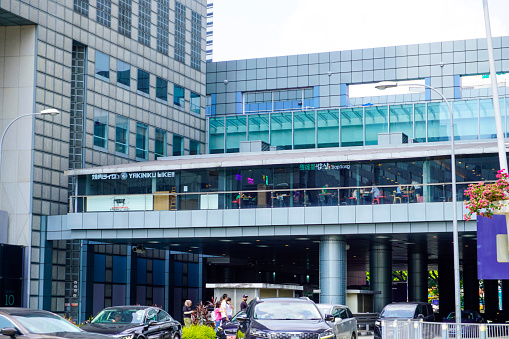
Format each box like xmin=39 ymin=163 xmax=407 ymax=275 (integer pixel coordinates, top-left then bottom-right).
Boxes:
xmin=316 ymin=303 xmax=357 ymax=339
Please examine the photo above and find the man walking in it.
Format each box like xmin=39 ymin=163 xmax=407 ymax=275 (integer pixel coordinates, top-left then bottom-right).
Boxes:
xmin=240 ymin=295 xmax=248 ymax=311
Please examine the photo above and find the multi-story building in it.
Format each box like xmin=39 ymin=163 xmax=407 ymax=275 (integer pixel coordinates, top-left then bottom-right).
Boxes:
xmin=0 ymin=0 xmax=207 ymax=320
xmin=3 ymin=0 xmax=509 ymax=325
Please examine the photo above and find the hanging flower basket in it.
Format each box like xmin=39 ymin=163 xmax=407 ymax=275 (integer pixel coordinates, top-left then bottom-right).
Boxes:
xmin=463 ymin=170 xmax=509 ymax=221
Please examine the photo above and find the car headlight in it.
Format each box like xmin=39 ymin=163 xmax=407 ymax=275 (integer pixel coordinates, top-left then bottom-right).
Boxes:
xmin=116 ymin=335 xmax=134 ymax=339
xmin=319 ymin=329 xmax=334 ymax=339
xmin=250 ymin=329 xmax=270 ymax=338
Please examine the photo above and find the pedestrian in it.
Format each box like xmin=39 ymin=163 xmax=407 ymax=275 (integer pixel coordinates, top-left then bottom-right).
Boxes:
xmin=240 ymin=295 xmax=248 ymax=311
xmin=182 ymin=300 xmax=194 ymax=327
xmin=220 ymin=293 xmax=228 ymax=325
xmin=214 ymin=301 xmax=222 ymax=331
xmin=226 ymin=297 xmax=234 ymax=321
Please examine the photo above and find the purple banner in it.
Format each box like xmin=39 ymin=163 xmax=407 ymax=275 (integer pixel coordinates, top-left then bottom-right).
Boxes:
xmin=477 ymin=215 xmax=509 ymax=279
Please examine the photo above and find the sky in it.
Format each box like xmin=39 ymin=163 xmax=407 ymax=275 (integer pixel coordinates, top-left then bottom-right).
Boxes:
xmin=212 ymin=0 xmax=509 ymax=62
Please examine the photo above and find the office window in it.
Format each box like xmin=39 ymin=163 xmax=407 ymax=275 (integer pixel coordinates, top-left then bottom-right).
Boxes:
xmin=137 ymin=69 xmax=150 ymax=94
xmin=191 ymin=10 xmax=201 ymax=71
xmin=118 ymin=0 xmax=132 ymax=38
xmin=97 ymin=0 xmax=111 ymax=27
xmin=174 ymin=85 xmax=185 ymax=107
xmin=173 ymin=135 xmax=183 ymax=156
xmin=117 ymin=60 xmax=130 ymax=87
xmin=174 ymin=2 xmax=186 ymax=63
xmin=157 ymin=0 xmax=170 ymax=55
xmin=156 ymin=77 xmax=168 ymax=101
xmin=155 ymin=129 xmax=167 ymax=158
xmin=115 ymin=116 xmax=129 ymax=154
xmin=136 ymin=123 xmax=148 ymax=159
xmin=95 ymin=51 xmax=110 ymax=80
xmin=93 ymin=108 xmax=108 ymax=148
xmin=74 ymin=0 xmax=89 ymax=16
xmin=139 ymin=0 xmax=151 ymax=47
xmin=190 ymin=92 xmax=200 ymax=114
xmin=190 ymin=140 xmax=200 ymax=155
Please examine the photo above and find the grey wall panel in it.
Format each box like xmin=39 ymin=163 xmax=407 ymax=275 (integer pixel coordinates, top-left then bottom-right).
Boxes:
xmin=175 ymin=210 xmax=193 ymax=227
xmin=307 ymin=224 xmax=325 ymax=235
xmin=304 ymin=207 xmax=322 ymax=225
xmin=321 ymin=206 xmax=339 ymax=224
xmin=290 ymin=225 xmax=308 ymax=235
xmin=356 ymin=205 xmax=373 ymax=224
xmin=358 ymin=223 xmax=376 ymax=234
xmin=373 ymin=205 xmax=391 ymax=223
xmin=271 ymin=208 xmax=288 ymax=226
xmin=147 ymin=229 xmax=164 ymax=238
xmin=195 ymin=227 xmax=211 ymax=237
xmin=258 ymin=226 xmax=275 ymax=236
xmin=113 ymin=212 xmax=129 ymax=229
xmin=375 ymin=223 xmax=393 ymax=233
xmin=144 ymin=211 xmax=160 ymax=228
xmin=242 ymin=227 xmax=259 ymax=237
xmin=390 ymin=204 xmax=409 ymax=222
xmin=274 ymin=225 xmax=291 ymax=236
xmin=392 ymin=222 xmax=411 ymax=233
xmin=226 ymin=227 xmax=242 ymax=237
xmin=128 ymin=212 xmax=145 ymax=228
xmin=159 ymin=211 xmax=176 ymax=228
xmin=83 ymin=213 xmax=98 ymax=229
xmin=191 ymin=210 xmax=207 ymax=227
xmin=408 ymin=204 xmax=426 ymax=222
xmin=67 ymin=213 xmax=84 ymax=229
xmin=222 ymin=210 xmax=239 ymax=227
xmin=255 ymin=208 xmax=272 ymax=225
xmin=240 ymin=209 xmax=256 ymax=226
xmin=288 ymin=207 xmax=305 ymax=225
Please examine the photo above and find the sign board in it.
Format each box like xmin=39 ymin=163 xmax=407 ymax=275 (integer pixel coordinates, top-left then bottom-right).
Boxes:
xmin=477 ymin=215 xmax=509 ymax=279
xmin=87 ymin=195 xmax=153 ymax=212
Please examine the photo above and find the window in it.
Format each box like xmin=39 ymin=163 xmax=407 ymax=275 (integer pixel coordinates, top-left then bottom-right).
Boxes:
xmin=136 ymin=123 xmax=148 ymax=159
xmin=156 ymin=77 xmax=168 ymax=101
xmin=156 ymin=0 xmax=170 ymax=55
xmin=191 ymin=10 xmax=201 ymax=70
xmin=174 ymin=85 xmax=185 ymax=107
xmin=138 ymin=0 xmax=151 ymax=47
xmin=117 ymin=60 xmax=130 ymax=87
xmin=173 ymin=135 xmax=183 ymax=156
xmin=74 ymin=0 xmax=89 ymax=16
xmin=157 ymin=310 xmax=171 ymax=322
xmin=115 ymin=116 xmax=129 ymax=154
xmin=137 ymin=69 xmax=150 ymax=94
xmin=95 ymin=51 xmax=110 ymax=80
xmin=155 ymin=129 xmax=167 ymax=158
xmin=97 ymin=0 xmax=111 ymax=27
xmin=174 ymin=2 xmax=186 ymax=63
xmin=93 ymin=108 xmax=108 ymax=148
xmin=190 ymin=92 xmax=200 ymax=114
xmin=118 ymin=0 xmax=132 ymax=38
xmin=190 ymin=140 xmax=200 ymax=155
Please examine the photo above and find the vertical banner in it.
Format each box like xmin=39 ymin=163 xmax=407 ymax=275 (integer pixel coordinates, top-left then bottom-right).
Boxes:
xmin=477 ymin=215 xmax=509 ymax=279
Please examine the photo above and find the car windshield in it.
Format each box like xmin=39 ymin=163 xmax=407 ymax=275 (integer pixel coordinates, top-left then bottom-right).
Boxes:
xmin=254 ymin=302 xmax=322 ymax=320
xmin=13 ymin=314 xmax=82 ymax=334
xmin=379 ymin=305 xmax=416 ymax=318
xmin=91 ymin=309 xmax=145 ymax=324
xmin=316 ymin=306 xmax=330 ymax=316
xmin=447 ymin=312 xmax=473 ymax=320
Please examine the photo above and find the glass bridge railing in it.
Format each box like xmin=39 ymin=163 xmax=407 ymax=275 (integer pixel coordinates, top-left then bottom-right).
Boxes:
xmin=69 ymin=182 xmax=478 ymax=213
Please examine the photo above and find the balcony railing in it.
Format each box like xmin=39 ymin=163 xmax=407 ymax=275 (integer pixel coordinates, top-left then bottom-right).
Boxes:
xmin=68 ymin=182 xmax=481 ymax=213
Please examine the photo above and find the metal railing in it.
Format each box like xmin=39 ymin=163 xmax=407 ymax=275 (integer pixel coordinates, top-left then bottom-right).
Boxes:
xmin=381 ymin=320 xmax=509 ymax=339
xmin=68 ymin=181 xmax=484 ymax=213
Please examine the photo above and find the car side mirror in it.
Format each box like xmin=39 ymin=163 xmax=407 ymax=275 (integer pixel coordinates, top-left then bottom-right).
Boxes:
xmin=236 ymin=313 xmax=249 ymax=322
xmin=417 ymin=314 xmax=424 ymax=319
xmin=1 ymin=328 xmax=17 ymax=337
xmin=324 ymin=314 xmax=334 ymax=322
xmin=148 ymin=320 xmax=157 ymax=326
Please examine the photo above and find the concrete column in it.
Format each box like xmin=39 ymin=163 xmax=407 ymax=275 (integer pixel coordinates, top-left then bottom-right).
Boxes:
xmin=438 ymin=238 xmax=455 ymax=320
xmin=370 ymin=239 xmax=392 ymax=312
xmin=463 ymin=239 xmax=479 ymax=312
xmin=501 ymin=280 xmax=509 ymax=311
xmin=408 ymin=242 xmax=428 ymax=302
xmin=484 ymin=280 xmax=499 ymax=320
xmin=320 ymin=235 xmax=347 ymax=304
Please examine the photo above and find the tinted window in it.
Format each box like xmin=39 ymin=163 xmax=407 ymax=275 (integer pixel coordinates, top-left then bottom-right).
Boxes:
xmin=157 ymin=310 xmax=171 ymax=322
xmin=379 ymin=304 xmax=417 ymax=318
xmin=95 ymin=51 xmax=110 ymax=79
xmin=339 ymin=308 xmax=349 ymax=319
xmin=253 ymin=301 xmax=321 ymax=320
xmin=137 ymin=69 xmax=150 ymax=94
xmin=117 ymin=60 xmax=130 ymax=87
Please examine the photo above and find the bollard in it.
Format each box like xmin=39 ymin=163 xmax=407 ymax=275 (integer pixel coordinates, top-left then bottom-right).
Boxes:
xmin=407 ymin=320 xmax=412 ymax=339
xmin=414 ymin=321 xmax=420 ymax=339
xmin=441 ymin=323 xmax=447 ymax=339
xmin=393 ymin=319 xmax=398 ymax=339
xmin=480 ymin=324 xmax=486 ymax=339
xmin=382 ymin=320 xmax=386 ymax=339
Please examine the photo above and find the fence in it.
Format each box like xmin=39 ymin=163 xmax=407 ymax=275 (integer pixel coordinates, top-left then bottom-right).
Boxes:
xmin=380 ymin=320 xmax=509 ymax=339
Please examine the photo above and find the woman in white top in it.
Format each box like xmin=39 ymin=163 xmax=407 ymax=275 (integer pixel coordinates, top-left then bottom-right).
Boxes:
xmin=226 ymin=297 xmax=234 ymax=320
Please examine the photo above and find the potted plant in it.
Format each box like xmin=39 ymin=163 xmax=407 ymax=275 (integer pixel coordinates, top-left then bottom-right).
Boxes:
xmin=463 ymin=169 xmax=509 ymax=221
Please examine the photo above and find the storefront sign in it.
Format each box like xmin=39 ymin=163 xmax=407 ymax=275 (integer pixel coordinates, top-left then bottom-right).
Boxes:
xmin=299 ymin=163 xmax=350 ymax=171
xmin=91 ymin=171 xmax=175 ymax=180
xmin=87 ymin=195 xmax=154 ymax=212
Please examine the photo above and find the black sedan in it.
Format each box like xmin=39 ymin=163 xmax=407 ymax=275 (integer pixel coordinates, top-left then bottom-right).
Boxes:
xmin=0 ymin=307 xmax=111 ymax=339
xmin=81 ymin=306 xmax=182 ymax=339
xmin=216 ymin=311 xmax=245 ymax=339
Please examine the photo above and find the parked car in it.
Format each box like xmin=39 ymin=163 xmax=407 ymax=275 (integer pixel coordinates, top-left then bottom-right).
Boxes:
xmin=234 ymin=297 xmax=335 ymax=339
xmin=374 ymin=302 xmax=435 ymax=339
xmin=442 ymin=310 xmax=484 ymax=337
xmin=0 ymin=307 xmax=111 ymax=339
xmin=81 ymin=306 xmax=182 ymax=339
xmin=216 ymin=310 xmax=245 ymax=339
xmin=316 ymin=303 xmax=357 ymax=339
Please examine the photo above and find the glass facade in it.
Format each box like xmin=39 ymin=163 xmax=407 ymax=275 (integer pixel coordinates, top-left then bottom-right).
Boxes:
xmin=191 ymin=10 xmax=201 ymax=71
xmin=93 ymin=108 xmax=108 ymax=148
xmin=174 ymin=85 xmax=185 ymax=107
xmin=96 ymin=0 xmax=111 ymax=27
xmin=190 ymin=140 xmax=200 ymax=155
xmin=156 ymin=0 xmax=169 ymax=54
xmin=74 ymin=0 xmax=89 ymax=16
xmin=173 ymin=135 xmax=183 ymax=156
xmin=135 ymin=123 xmax=148 ymax=159
xmin=245 ymin=88 xmax=316 ymax=113
xmin=175 ymin=2 xmax=186 ymax=64
xmin=138 ymin=0 xmax=151 ymax=47
xmin=156 ymin=77 xmax=168 ymax=101
xmin=155 ymin=129 xmax=166 ymax=158
xmin=117 ymin=60 xmax=130 ymax=87
xmin=118 ymin=0 xmax=132 ymax=38
xmin=75 ymin=153 xmax=500 ymax=211
xmin=137 ymin=69 xmax=150 ymax=94
xmin=209 ymin=97 xmax=509 ymax=154
xmin=191 ymin=92 xmax=200 ymax=114
xmin=95 ymin=51 xmax=110 ymax=80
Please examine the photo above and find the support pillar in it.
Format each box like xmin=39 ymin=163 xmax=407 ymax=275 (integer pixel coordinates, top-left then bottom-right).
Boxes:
xmin=463 ymin=238 xmax=479 ymax=312
xmin=484 ymin=280 xmax=499 ymax=320
xmin=370 ymin=239 xmax=392 ymax=313
xmin=408 ymin=241 xmax=428 ymax=302
xmin=502 ymin=280 xmax=509 ymax=310
xmin=438 ymin=237 xmax=455 ymax=320
xmin=319 ymin=235 xmax=347 ymax=304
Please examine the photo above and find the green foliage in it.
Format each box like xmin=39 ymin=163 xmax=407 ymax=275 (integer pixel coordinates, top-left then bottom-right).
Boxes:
xmin=182 ymin=325 xmax=216 ymax=339
xmin=464 ymin=170 xmax=509 ymax=220
xmin=191 ymin=300 xmax=213 ymax=326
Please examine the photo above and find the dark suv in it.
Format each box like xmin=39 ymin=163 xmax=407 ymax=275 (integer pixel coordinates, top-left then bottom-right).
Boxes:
xmin=235 ymin=297 xmax=335 ymax=339
xmin=374 ymin=302 xmax=435 ymax=339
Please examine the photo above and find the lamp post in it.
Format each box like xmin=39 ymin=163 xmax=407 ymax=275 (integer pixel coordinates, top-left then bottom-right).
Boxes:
xmin=376 ymin=82 xmax=461 ymax=328
xmin=0 ymin=109 xmax=60 ymax=177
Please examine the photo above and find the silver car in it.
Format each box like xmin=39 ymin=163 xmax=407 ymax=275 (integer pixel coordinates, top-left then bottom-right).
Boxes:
xmin=316 ymin=303 xmax=357 ymax=339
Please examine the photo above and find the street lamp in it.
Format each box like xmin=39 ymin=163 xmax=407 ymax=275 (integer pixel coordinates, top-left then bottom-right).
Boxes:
xmin=376 ymin=82 xmax=461 ymax=328
xmin=0 ymin=109 xmax=60 ymax=177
